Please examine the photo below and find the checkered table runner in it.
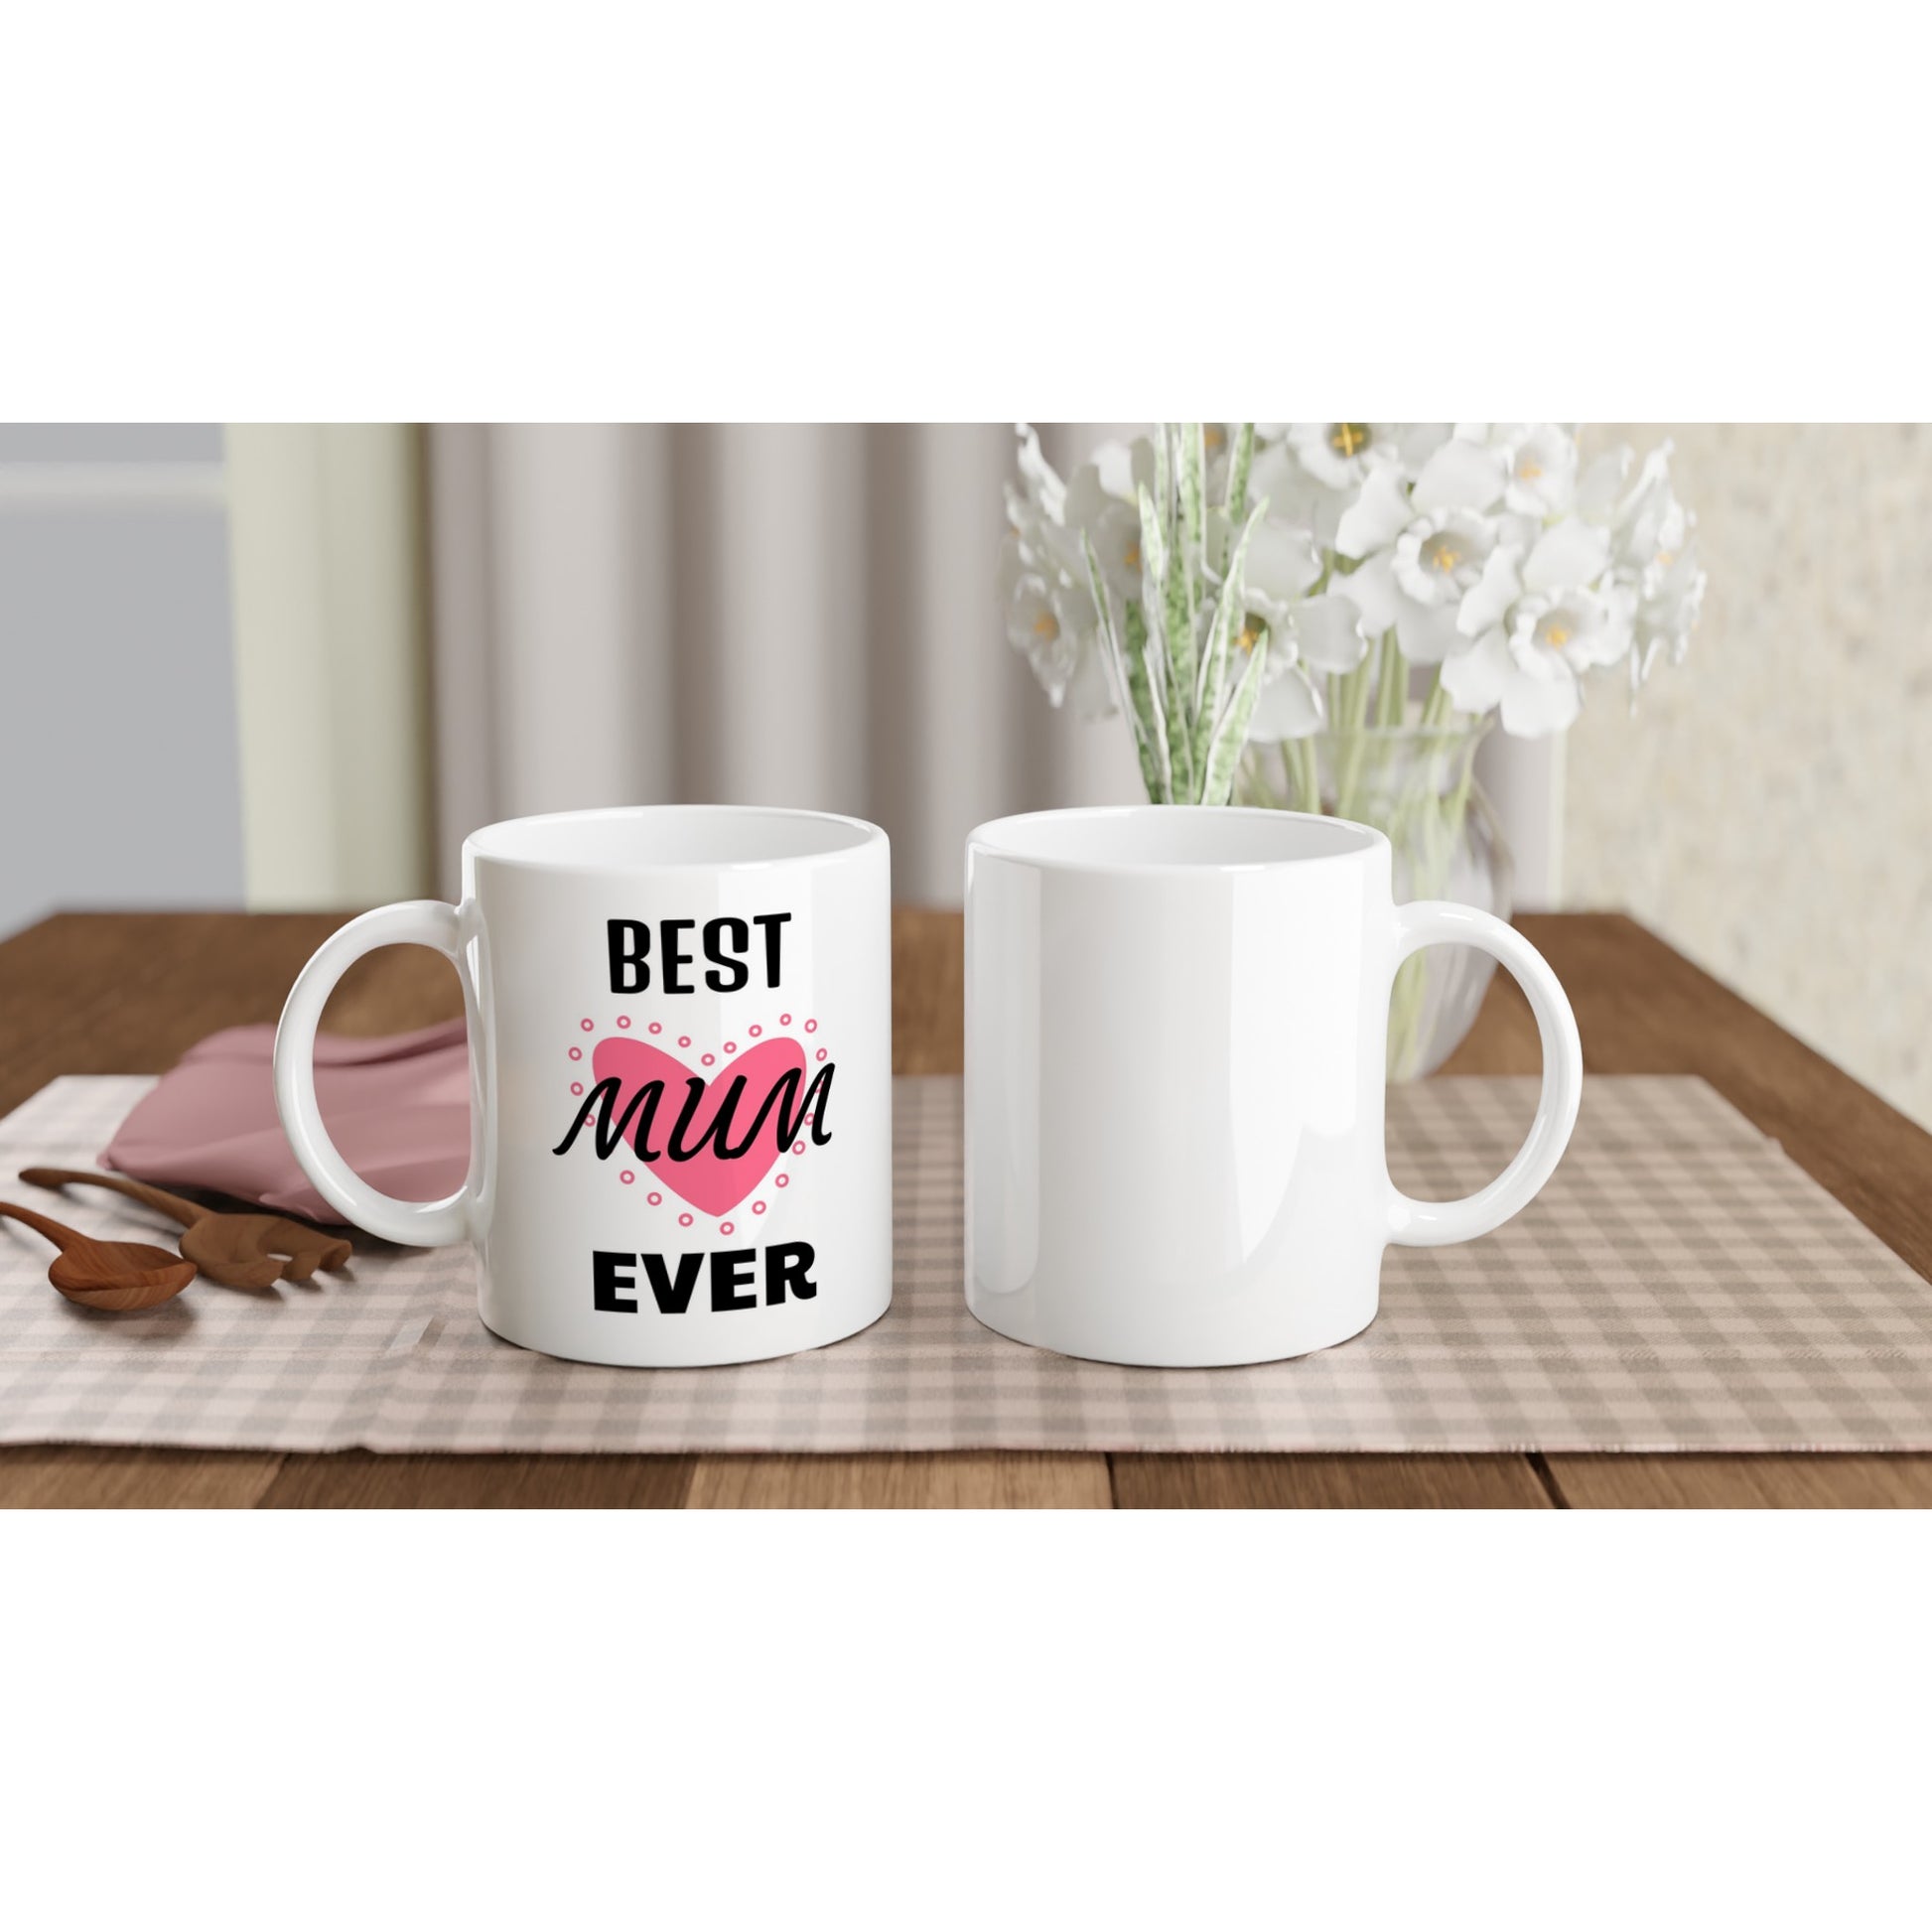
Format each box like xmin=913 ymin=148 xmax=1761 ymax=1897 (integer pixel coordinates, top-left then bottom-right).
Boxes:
xmin=2 ymin=1074 xmax=1928 ymax=1452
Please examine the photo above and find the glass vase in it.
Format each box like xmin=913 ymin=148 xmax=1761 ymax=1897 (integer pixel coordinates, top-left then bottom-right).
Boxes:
xmin=1236 ymin=718 xmax=1514 ymax=1081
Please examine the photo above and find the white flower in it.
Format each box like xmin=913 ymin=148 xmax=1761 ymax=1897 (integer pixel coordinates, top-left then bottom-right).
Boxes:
xmin=1393 ymin=510 xmax=1498 ymax=607
xmin=1246 ymin=659 xmax=1324 ymax=742
xmin=1237 ymin=516 xmax=1323 ymax=624
xmin=1003 ymin=478 xmax=1082 ymax=584
xmin=1287 ymin=422 xmax=1406 ymax=490
xmin=1002 ymin=566 xmax=1078 ymax=699
xmin=1234 ymin=583 xmax=1334 ymax=747
xmin=1284 ymin=592 xmax=1370 ymax=675
xmin=1000 ymin=534 xmax=1097 ymax=703
xmin=1084 ymin=493 xmax=1146 ymax=601
xmin=1630 ymin=536 xmax=1706 ymax=692
xmin=1575 ymin=445 xmax=1632 ymax=521
xmin=1013 ymin=422 xmax=1065 ymax=521
xmin=1519 ymin=586 xmax=1633 ymax=673
xmin=1003 ymin=426 xmax=1121 ymax=718
xmin=1441 ymin=586 xmax=1633 ymax=737
xmin=1333 ymin=465 xmax=1412 ymax=558
xmin=1521 ymin=515 xmax=1612 ymax=593
xmin=1333 ymin=508 xmax=1501 ymax=664
xmin=1442 ymin=424 xmax=1581 ymax=519
xmin=1455 ymin=545 xmax=1524 ymax=638
xmin=1088 ymin=436 xmax=1155 ymax=505
xmin=1248 ymin=440 xmax=1345 ymax=545
xmin=1062 ymin=628 xmax=1117 ymax=719
xmin=1502 ymin=425 xmax=1579 ymax=517
xmin=1235 ymin=606 xmax=1323 ymax=745
xmin=1612 ymin=443 xmax=1688 ymax=573
xmin=1442 ymin=624 xmax=1578 ymax=736
xmin=1410 ymin=435 xmax=1508 ymax=514
xmin=1586 ymin=437 xmax=1707 ymax=695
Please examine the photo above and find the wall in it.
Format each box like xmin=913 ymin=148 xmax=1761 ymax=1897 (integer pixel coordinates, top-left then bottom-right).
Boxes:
xmin=0 ymin=426 xmax=244 ymax=937
xmin=1566 ymin=424 xmax=1928 ymax=1127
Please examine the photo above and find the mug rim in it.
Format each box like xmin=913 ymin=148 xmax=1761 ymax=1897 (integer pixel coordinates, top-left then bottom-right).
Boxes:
xmin=966 ymin=804 xmax=1387 ymax=876
xmin=463 ymin=802 xmax=888 ymax=876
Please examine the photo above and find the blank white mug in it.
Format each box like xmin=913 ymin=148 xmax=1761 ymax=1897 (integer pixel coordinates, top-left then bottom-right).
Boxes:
xmin=274 ymin=805 xmax=894 ymax=1367
xmin=964 ymin=806 xmax=1583 ymax=1367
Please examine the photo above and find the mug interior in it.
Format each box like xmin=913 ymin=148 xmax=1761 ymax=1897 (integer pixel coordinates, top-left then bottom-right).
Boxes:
xmin=466 ymin=804 xmax=881 ymax=873
xmin=969 ymin=805 xmax=1380 ymax=872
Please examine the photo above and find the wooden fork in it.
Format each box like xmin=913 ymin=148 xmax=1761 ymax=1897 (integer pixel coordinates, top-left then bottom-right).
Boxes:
xmin=19 ymin=1169 xmax=351 ymax=1291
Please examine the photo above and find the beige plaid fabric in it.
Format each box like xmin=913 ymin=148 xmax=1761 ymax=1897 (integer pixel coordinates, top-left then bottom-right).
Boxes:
xmin=1 ymin=1073 xmax=1928 ymax=1452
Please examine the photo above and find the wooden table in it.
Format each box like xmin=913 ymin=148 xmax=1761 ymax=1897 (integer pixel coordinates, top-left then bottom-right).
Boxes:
xmin=2 ymin=909 xmax=1928 ymax=1508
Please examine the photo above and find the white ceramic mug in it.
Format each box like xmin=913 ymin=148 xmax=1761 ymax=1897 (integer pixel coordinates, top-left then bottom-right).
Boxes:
xmin=964 ymin=805 xmax=1582 ymax=1367
xmin=274 ymin=805 xmax=894 ymax=1367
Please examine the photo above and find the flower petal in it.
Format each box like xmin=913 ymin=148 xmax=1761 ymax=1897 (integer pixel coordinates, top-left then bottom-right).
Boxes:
xmin=1456 ymin=544 xmax=1523 ymax=636
xmin=1014 ymin=423 xmax=1066 ymax=520
xmin=1062 ymin=463 xmax=1111 ymax=535
xmin=1411 ymin=437 xmax=1507 ymax=513
xmin=1246 ymin=663 xmax=1324 ymax=742
xmin=1333 ymin=464 xmax=1412 ymax=559
xmin=1244 ymin=516 xmax=1322 ymax=608
xmin=1439 ymin=626 xmax=1511 ymax=715
xmin=1090 ymin=438 xmax=1153 ymax=502
xmin=1063 ymin=633 xmax=1117 ymax=720
xmin=1575 ymin=447 xmax=1630 ymax=521
xmin=1288 ymin=593 xmax=1369 ymax=674
xmin=1522 ymin=516 xmax=1611 ymax=593
xmin=1499 ymin=663 xmax=1581 ymax=737
xmin=1335 ymin=552 xmax=1401 ymax=633
xmin=998 ymin=531 xmax=1025 ymax=601
xmin=1394 ymin=596 xmax=1462 ymax=664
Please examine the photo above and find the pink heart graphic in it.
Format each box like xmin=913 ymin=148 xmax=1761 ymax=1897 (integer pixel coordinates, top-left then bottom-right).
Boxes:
xmin=591 ymin=1034 xmax=809 ymax=1217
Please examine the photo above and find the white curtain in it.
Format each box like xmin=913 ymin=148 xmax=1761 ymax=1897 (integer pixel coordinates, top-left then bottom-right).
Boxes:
xmin=425 ymin=425 xmax=1144 ymax=903
xmin=425 ymin=425 xmax=1560 ymax=906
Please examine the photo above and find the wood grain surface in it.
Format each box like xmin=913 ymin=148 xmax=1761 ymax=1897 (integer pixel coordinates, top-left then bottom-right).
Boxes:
xmin=1 ymin=907 xmax=1927 ymax=1508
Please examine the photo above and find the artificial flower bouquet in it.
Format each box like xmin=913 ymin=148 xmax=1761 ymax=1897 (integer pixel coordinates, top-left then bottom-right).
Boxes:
xmin=1000 ymin=423 xmax=1704 ymax=1073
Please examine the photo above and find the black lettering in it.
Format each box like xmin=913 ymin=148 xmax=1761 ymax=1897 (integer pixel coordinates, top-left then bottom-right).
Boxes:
xmin=607 ymin=919 xmax=650 ymax=994
xmin=665 ymin=1062 xmax=835 ymax=1163
xmin=752 ymin=911 xmax=791 ymax=986
xmin=799 ymin=1064 xmax=835 ymax=1148
xmin=662 ymin=918 xmax=695 ymax=994
xmin=641 ymin=1252 xmax=703 ymax=1314
xmin=710 ymin=1249 xmax=758 ymax=1311
xmin=551 ymin=1076 xmax=668 ymax=1161
xmin=593 ymin=1250 xmax=638 ymax=1312
xmin=766 ymin=1241 xmax=817 ymax=1303
xmin=702 ymin=916 xmax=750 ymax=992
xmin=665 ymin=1078 xmax=718 ymax=1161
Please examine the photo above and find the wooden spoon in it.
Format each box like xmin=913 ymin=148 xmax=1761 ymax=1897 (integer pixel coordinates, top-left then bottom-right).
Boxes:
xmin=19 ymin=1169 xmax=351 ymax=1290
xmin=0 ymin=1199 xmax=197 ymax=1311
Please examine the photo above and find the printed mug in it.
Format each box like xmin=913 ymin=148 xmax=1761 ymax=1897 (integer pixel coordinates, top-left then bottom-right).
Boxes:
xmin=273 ymin=805 xmax=894 ymax=1367
xmin=964 ymin=806 xmax=1584 ymax=1367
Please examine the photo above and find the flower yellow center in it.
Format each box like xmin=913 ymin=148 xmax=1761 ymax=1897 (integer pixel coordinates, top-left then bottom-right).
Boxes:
xmin=1033 ymin=612 xmax=1059 ymax=642
xmin=1422 ymin=534 xmax=1462 ymax=574
xmin=1519 ymin=459 xmax=1543 ymax=480
xmin=1124 ymin=540 xmax=1141 ymax=571
xmin=1204 ymin=426 xmax=1227 ymax=453
xmin=1238 ymin=618 xmax=1266 ymax=652
xmin=1329 ymin=423 xmax=1370 ymax=458
xmin=1544 ymin=623 xmax=1571 ymax=649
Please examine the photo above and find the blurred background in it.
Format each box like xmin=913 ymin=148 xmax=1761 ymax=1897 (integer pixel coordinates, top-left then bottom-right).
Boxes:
xmin=0 ymin=424 xmax=1918 ymax=1123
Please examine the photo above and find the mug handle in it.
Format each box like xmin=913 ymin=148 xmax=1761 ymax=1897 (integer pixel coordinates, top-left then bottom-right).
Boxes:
xmin=273 ymin=900 xmax=479 ymax=1246
xmin=1383 ymin=900 xmax=1583 ymax=1248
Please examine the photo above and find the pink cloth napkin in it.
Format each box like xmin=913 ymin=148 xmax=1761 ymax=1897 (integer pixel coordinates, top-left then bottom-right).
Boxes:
xmin=102 ymin=1021 xmax=471 ymax=1229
